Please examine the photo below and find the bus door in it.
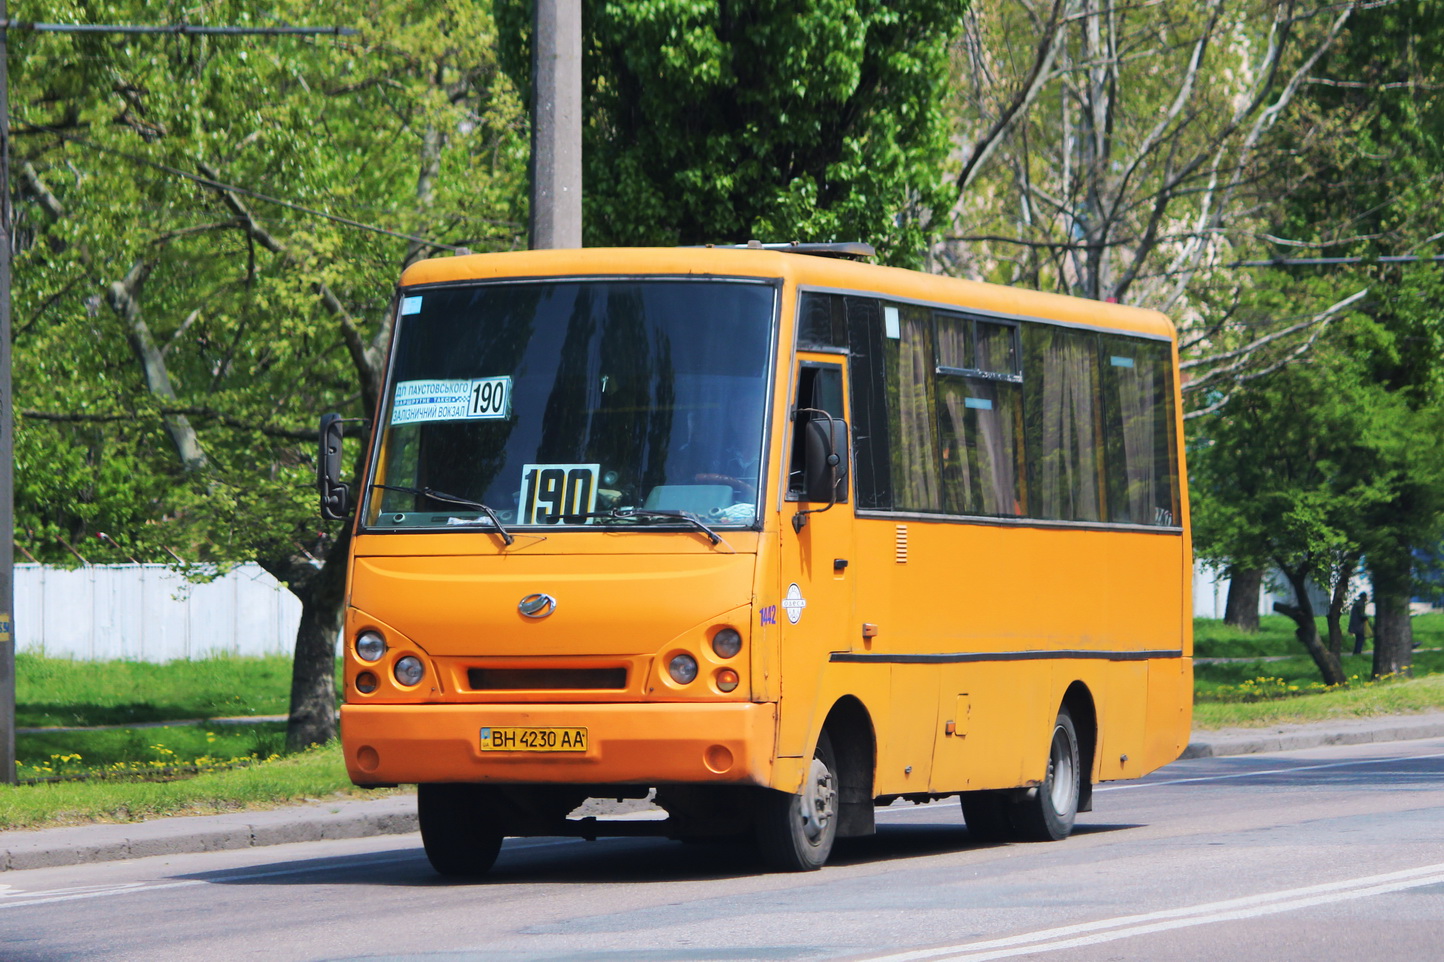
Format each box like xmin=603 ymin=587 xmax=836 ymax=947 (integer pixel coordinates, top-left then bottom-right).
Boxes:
xmin=776 ymin=359 xmax=855 ymax=759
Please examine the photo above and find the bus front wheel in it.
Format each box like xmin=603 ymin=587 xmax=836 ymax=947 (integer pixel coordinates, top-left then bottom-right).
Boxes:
xmin=418 ymin=783 xmax=505 ymax=876
xmin=756 ymin=730 xmax=839 ymax=871
xmin=1011 ymin=708 xmax=1081 ymax=842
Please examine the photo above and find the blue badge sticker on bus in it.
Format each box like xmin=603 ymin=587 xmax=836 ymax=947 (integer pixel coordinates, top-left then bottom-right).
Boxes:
xmin=964 ymin=397 xmax=994 ymax=410
xmin=401 ymin=295 xmax=423 ymax=316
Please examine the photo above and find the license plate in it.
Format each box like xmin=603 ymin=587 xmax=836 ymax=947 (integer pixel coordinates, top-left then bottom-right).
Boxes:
xmin=480 ymin=726 xmax=588 ymax=752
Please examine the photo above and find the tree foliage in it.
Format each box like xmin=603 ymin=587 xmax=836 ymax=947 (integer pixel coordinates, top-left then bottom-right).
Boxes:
xmin=11 ymin=0 xmax=527 ymax=745
xmin=495 ymin=0 xmax=967 ymax=265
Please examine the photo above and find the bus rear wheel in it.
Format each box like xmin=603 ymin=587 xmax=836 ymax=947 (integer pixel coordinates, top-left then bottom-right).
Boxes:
xmin=418 ymin=783 xmax=505 ymax=876
xmin=1010 ymin=708 xmax=1081 ymax=842
xmin=755 ymin=730 xmax=838 ymax=871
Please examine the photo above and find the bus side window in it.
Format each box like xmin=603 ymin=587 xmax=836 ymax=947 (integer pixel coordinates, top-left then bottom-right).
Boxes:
xmin=788 ymin=365 xmax=848 ymax=503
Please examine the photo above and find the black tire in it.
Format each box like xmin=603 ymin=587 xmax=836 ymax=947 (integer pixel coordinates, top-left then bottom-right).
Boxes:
xmin=418 ymin=783 xmax=505 ymax=876
xmin=755 ymin=730 xmax=839 ymax=871
xmin=959 ymin=790 xmax=1015 ymax=843
xmin=1010 ymin=708 xmax=1081 ymax=842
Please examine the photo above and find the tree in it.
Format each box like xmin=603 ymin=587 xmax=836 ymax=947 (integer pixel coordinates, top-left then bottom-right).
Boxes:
xmin=945 ymin=0 xmax=1369 ymax=403
xmin=11 ymin=1 xmax=527 ymax=747
xmin=496 ymin=0 xmax=968 ymax=266
xmin=1189 ymin=325 xmax=1410 ymax=686
xmin=1250 ymin=0 xmax=1444 ymax=676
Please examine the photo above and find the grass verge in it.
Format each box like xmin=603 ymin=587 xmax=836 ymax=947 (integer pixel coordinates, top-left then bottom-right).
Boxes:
xmin=1192 ymin=613 xmax=1444 ymax=728
xmin=0 ymin=742 xmax=398 ymax=832
xmin=15 ymin=652 xmax=294 ymax=727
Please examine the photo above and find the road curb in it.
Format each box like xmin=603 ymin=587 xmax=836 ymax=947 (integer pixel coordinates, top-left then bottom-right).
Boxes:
xmin=1182 ymin=712 xmax=1444 ymax=759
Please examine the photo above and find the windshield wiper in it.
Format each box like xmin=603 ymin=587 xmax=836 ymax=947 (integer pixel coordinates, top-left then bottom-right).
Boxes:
xmin=561 ymin=506 xmax=723 ymax=546
xmin=372 ymin=484 xmax=514 ymax=545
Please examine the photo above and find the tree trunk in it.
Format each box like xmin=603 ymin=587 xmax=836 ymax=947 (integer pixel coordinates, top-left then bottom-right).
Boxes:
xmin=263 ymin=523 xmax=352 ymax=751
xmin=1325 ymin=554 xmax=1359 ymax=660
xmin=1223 ymin=566 xmax=1262 ymax=632
xmin=1370 ymin=566 xmax=1414 ymax=679
xmin=1273 ymin=568 xmax=1347 ymax=686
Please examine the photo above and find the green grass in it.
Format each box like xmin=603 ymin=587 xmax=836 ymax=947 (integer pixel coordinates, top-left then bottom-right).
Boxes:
xmin=17 ymin=722 xmax=289 ymax=780
xmin=1194 ymin=612 xmax=1444 ymax=659
xmin=1192 ymin=612 xmax=1444 ymax=728
xmin=15 ymin=652 xmax=294 ymax=727
xmin=1193 ymin=672 xmax=1444 ymax=729
xmin=0 ymin=742 xmax=394 ymax=831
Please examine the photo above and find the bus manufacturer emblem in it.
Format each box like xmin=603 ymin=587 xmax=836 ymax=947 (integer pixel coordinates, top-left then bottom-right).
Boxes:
xmin=518 ymin=592 xmax=558 ymax=619
xmin=782 ymin=583 xmax=807 ymax=625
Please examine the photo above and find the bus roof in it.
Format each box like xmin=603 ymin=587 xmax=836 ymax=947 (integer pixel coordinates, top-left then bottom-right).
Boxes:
xmin=399 ymin=247 xmax=1177 ymax=341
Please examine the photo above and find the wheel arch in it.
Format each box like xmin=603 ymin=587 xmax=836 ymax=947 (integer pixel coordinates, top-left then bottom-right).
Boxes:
xmin=820 ymin=695 xmax=877 ymax=837
xmin=1061 ymin=680 xmax=1098 ymax=813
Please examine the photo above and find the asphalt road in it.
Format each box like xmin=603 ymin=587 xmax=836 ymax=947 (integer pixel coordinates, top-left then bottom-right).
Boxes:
xmin=2 ymin=738 xmax=1442 ymax=962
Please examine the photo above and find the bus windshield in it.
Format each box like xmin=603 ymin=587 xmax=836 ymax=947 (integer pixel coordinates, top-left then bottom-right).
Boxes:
xmin=365 ymin=279 xmax=776 ymax=531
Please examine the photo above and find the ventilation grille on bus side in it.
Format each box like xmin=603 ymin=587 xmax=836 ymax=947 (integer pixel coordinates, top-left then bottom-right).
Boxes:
xmin=895 ymin=525 xmax=909 ymax=564
xmin=467 ymin=668 xmax=628 ymax=690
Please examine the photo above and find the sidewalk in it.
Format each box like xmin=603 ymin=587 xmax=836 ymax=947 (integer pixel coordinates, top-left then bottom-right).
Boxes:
xmin=5 ymin=712 xmax=1444 ymax=873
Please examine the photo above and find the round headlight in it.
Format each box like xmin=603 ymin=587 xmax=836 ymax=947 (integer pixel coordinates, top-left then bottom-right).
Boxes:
xmin=356 ymin=631 xmax=387 ymax=663
xmin=712 ymin=628 xmax=743 ymax=659
xmin=668 ymin=653 xmax=699 ymax=685
xmin=394 ymin=656 xmax=425 ymax=687
xmin=355 ymin=671 xmax=379 ymax=694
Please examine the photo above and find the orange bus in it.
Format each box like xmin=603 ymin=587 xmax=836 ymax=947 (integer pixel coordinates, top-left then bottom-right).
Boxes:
xmin=318 ymin=243 xmax=1192 ymax=874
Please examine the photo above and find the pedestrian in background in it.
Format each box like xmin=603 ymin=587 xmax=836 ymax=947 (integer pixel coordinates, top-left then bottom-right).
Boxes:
xmin=1349 ymin=593 xmax=1370 ymax=656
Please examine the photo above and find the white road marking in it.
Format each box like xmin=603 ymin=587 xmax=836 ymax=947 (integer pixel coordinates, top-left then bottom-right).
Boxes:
xmin=1097 ymin=750 xmax=1444 ymax=793
xmin=0 ymin=852 xmax=415 ymax=910
xmin=858 ymin=862 xmax=1444 ymax=962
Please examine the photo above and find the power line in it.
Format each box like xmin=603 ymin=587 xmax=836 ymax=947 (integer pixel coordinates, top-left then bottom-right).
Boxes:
xmin=1234 ymin=255 xmax=1444 ymax=267
xmin=0 ymin=22 xmax=357 ymax=37
xmin=39 ymin=128 xmax=477 ymax=254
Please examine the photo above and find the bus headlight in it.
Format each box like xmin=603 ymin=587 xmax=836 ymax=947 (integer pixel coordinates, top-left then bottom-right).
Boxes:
xmin=394 ymin=656 xmax=425 ymax=687
xmin=356 ymin=631 xmax=387 ymax=663
xmin=668 ymin=653 xmax=699 ymax=685
xmin=712 ymin=628 xmax=742 ymax=658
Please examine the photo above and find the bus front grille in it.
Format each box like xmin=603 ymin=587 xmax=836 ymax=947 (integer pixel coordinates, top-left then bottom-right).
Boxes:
xmin=466 ymin=667 xmax=628 ymax=691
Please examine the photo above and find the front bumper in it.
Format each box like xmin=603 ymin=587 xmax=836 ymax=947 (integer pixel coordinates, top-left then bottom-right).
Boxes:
xmin=342 ymin=701 xmax=777 ymax=787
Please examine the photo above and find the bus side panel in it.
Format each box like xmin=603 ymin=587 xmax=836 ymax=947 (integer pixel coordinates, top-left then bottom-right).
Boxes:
xmin=1143 ymin=656 xmax=1193 ymax=771
xmin=926 ymin=660 xmax=1044 ymax=794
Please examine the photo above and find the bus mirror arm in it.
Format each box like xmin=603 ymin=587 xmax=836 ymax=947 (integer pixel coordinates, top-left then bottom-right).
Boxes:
xmin=318 ymin=412 xmax=352 ymax=521
xmin=792 ymin=409 xmax=849 ymax=534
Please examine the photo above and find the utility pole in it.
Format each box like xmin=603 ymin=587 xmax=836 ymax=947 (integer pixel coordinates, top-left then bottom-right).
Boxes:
xmin=0 ymin=17 xmax=355 ymax=785
xmin=529 ymin=0 xmax=582 ymax=249
xmin=0 ymin=0 xmax=14 ymax=786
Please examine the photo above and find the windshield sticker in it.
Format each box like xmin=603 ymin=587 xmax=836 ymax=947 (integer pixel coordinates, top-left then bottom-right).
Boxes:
xmin=519 ymin=464 xmax=600 ymax=524
xmin=401 ymin=295 xmax=423 ymax=316
xmin=782 ymin=583 xmax=808 ymax=625
xmin=391 ymin=378 xmax=513 ymax=425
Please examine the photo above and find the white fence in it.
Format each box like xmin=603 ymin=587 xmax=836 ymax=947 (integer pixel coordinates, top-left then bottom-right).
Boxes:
xmin=15 ymin=563 xmax=303 ymax=662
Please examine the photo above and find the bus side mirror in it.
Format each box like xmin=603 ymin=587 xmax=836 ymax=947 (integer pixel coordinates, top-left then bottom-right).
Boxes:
xmin=793 ymin=411 xmax=848 ymax=533
xmin=318 ymin=412 xmax=351 ymax=521
xmin=802 ymin=415 xmax=849 ymax=503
